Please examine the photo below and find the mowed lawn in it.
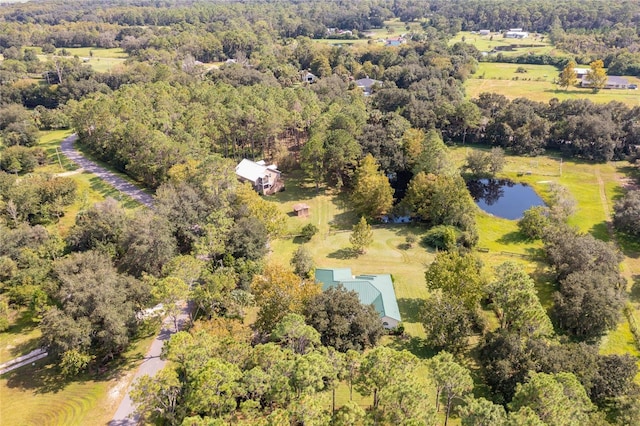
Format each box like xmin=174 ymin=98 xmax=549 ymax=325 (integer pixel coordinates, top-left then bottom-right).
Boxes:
xmin=0 ymin=329 xmax=158 ymax=426
xmin=467 ymin=62 xmax=640 ymax=106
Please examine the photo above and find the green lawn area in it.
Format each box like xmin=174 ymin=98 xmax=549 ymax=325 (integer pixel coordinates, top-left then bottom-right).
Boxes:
xmin=33 ymin=47 xmax=128 ymax=73
xmin=450 ymin=31 xmax=555 ymax=57
xmin=0 ymin=310 xmax=41 ymax=364
xmin=0 ymin=325 xmax=159 ymax=426
xmin=467 ymin=62 xmax=640 ymax=106
xmin=35 ymin=130 xmax=144 ymax=235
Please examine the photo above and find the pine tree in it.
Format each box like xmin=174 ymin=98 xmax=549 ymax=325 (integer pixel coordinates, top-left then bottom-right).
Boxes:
xmin=350 ymin=216 xmax=373 ymax=255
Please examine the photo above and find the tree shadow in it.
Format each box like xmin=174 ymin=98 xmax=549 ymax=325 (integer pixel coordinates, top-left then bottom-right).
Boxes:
xmin=589 ymin=222 xmax=611 ymax=242
xmin=397 ymin=298 xmax=426 ymax=323
xmin=630 ymin=276 xmax=640 ymax=303
xmin=87 ymin=175 xmax=140 ymax=209
xmin=330 ymin=210 xmax=358 ymax=231
xmin=327 ymin=248 xmax=358 ymax=259
xmin=496 ymin=231 xmax=528 ymax=245
xmin=387 ymin=335 xmax=436 ymax=358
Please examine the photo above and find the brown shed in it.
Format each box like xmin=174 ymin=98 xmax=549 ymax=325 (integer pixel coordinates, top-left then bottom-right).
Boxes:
xmin=292 ymin=203 xmax=310 ymax=217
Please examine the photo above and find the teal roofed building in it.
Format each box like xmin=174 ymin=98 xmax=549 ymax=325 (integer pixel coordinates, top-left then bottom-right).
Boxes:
xmin=314 ymin=268 xmax=402 ymax=329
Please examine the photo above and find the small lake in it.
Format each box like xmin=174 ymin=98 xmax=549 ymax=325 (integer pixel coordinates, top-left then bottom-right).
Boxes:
xmin=466 ymin=179 xmax=546 ymax=220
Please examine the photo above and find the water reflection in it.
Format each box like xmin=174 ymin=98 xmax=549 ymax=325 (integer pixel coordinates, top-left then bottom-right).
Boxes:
xmin=466 ymin=178 xmax=545 ymax=220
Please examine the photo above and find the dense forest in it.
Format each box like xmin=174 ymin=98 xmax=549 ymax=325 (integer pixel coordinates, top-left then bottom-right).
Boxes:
xmin=2 ymin=0 xmax=640 ymax=425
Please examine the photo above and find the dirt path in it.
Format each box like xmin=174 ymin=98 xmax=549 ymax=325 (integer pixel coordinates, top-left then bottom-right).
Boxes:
xmin=60 ymin=134 xmax=155 ymax=208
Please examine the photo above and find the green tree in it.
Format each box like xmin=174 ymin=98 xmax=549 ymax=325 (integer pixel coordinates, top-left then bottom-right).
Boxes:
xmin=152 ymin=276 xmax=190 ymax=331
xmin=425 ymin=251 xmax=485 ymax=310
xmin=459 ymin=397 xmax=507 ymax=426
xmin=290 ymin=245 xmax=314 ymax=278
xmin=508 ymin=372 xmax=594 ymax=426
xmin=349 ymin=216 xmax=373 ymax=255
xmin=429 ymin=351 xmax=474 ymax=426
xmin=487 ymin=262 xmax=553 ymax=338
xmin=518 ymin=206 xmax=550 ymax=240
xmin=251 ymin=263 xmax=320 ymax=333
xmin=421 ymin=292 xmax=474 ymax=353
xmin=585 ymin=59 xmax=607 ymax=93
xmin=186 ymin=357 xmax=243 ymax=417
xmin=350 ymin=154 xmax=394 ymax=219
xmin=304 ymin=285 xmax=384 ymax=352
xmin=301 ymin=134 xmax=325 ymax=190
xmin=131 ymin=368 xmax=182 ymax=425
xmin=558 ymin=60 xmax=578 ymax=90
xmin=613 ymin=190 xmax=640 ymax=236
xmin=272 ymin=313 xmax=321 ymax=354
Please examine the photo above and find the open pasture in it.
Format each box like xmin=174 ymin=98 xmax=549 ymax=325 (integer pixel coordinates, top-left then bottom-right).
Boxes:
xmin=450 ymin=31 xmax=555 ymax=57
xmin=467 ymin=62 xmax=640 ymax=106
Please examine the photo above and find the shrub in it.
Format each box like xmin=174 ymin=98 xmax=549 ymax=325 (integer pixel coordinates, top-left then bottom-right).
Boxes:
xmin=422 ymin=225 xmax=458 ymax=250
xmin=300 ymin=223 xmax=318 ymax=241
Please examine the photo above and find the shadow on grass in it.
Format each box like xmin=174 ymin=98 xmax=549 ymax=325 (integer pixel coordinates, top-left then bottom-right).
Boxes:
xmin=589 ymin=221 xmax=611 ymax=242
xmin=387 ymin=335 xmax=436 ymax=359
xmin=327 ymin=248 xmax=358 ymax=259
xmin=87 ymin=175 xmax=140 ymax=209
xmin=496 ymin=231 xmax=528 ymax=245
xmin=3 ymin=311 xmax=41 ymax=358
xmin=397 ymin=298 xmax=427 ymax=323
xmin=630 ymin=276 xmax=640 ymax=303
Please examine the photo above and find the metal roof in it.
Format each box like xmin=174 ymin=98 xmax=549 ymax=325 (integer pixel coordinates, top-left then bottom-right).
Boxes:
xmin=314 ymin=268 xmax=401 ymax=323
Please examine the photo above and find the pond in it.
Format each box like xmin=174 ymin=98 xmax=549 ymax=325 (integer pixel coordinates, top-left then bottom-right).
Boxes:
xmin=466 ymin=178 xmax=546 ymax=220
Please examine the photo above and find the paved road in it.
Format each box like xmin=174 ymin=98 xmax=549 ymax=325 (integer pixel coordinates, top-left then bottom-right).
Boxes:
xmin=59 ymin=134 xmax=185 ymax=425
xmin=109 ymin=304 xmax=191 ymax=426
xmin=60 ymin=134 xmax=155 ymax=208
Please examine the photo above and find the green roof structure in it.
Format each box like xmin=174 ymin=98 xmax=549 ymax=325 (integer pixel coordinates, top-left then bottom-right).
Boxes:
xmin=314 ymin=268 xmax=402 ymax=328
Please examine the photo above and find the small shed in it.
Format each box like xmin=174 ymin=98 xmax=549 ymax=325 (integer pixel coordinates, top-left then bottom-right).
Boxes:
xmin=293 ymin=203 xmax=310 ymax=217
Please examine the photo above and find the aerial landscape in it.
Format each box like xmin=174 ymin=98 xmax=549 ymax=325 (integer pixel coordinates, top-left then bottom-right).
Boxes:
xmin=1 ymin=0 xmax=640 ymax=425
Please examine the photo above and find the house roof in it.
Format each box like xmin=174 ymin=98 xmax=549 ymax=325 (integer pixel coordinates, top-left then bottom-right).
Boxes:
xmin=235 ymin=159 xmax=279 ymax=183
xmin=355 ymin=76 xmax=382 ymax=89
xmin=314 ymin=268 xmax=402 ymax=323
xmin=581 ymin=75 xmax=629 ymax=86
xmin=292 ymin=203 xmax=310 ymax=211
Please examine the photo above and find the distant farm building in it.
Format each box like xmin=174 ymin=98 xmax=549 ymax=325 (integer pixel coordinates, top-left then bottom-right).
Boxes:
xmin=315 ymin=268 xmax=402 ymax=329
xmin=581 ymin=75 xmax=630 ymax=89
xmin=385 ymin=36 xmax=406 ymax=46
xmin=573 ymin=68 xmax=590 ymax=78
xmin=292 ymin=203 xmax=310 ymax=217
xmin=235 ymin=159 xmax=282 ymax=195
xmin=479 ymin=29 xmax=491 ymax=36
xmin=505 ymin=30 xmax=529 ymax=39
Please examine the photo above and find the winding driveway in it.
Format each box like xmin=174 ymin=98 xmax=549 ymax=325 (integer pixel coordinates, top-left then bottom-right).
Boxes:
xmin=60 ymin=134 xmax=155 ymax=208
xmin=59 ymin=135 xmax=188 ymax=425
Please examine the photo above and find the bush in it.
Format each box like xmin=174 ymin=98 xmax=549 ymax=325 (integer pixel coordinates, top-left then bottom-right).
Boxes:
xmin=300 ymin=223 xmax=318 ymax=241
xmin=422 ymin=225 xmax=458 ymax=250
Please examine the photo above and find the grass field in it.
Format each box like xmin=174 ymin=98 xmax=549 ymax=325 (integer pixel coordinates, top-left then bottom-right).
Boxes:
xmin=0 ymin=325 xmax=158 ymax=426
xmin=467 ymin=62 xmax=640 ymax=106
xmin=270 ymin=147 xmax=640 ymax=379
xmin=450 ymin=31 xmax=555 ymax=57
xmin=32 ymin=47 xmax=128 ymax=73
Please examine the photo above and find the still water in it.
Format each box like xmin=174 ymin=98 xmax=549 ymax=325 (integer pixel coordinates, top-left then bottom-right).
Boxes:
xmin=466 ymin=179 xmax=546 ymax=220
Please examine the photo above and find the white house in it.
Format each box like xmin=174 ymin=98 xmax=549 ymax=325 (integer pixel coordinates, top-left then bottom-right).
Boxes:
xmin=505 ymin=30 xmax=529 ymax=39
xmin=235 ymin=159 xmax=282 ymax=195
